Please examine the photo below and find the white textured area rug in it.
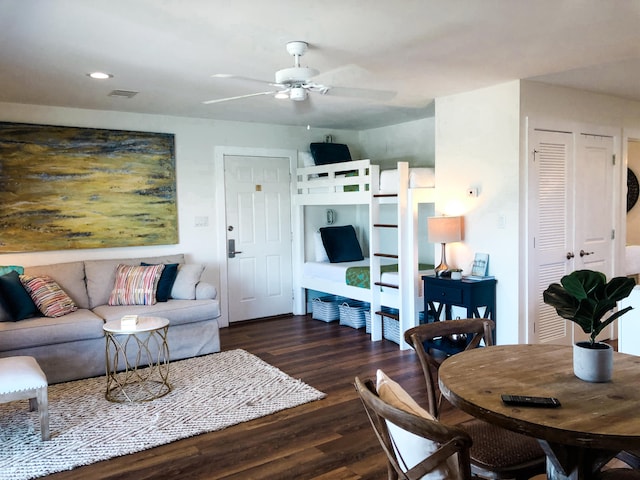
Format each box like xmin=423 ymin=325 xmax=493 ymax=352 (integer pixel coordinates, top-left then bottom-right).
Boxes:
xmin=0 ymin=349 xmax=326 ymax=480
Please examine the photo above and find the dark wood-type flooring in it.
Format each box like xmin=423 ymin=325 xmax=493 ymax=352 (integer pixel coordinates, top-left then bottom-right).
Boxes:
xmin=42 ymin=315 xmax=472 ymax=479
xmin=39 ymin=316 xmax=626 ymax=479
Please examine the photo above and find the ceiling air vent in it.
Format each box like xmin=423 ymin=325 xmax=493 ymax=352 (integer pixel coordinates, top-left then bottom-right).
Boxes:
xmin=108 ymin=90 xmax=138 ymax=98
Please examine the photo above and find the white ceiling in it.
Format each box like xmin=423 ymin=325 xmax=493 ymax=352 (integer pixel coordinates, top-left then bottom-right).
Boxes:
xmin=3 ymin=0 xmax=640 ymax=130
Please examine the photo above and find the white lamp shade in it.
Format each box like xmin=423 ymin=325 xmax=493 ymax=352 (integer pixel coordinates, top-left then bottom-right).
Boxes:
xmin=427 ymin=216 xmax=463 ymax=244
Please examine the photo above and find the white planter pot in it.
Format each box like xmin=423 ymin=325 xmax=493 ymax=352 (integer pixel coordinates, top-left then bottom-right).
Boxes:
xmin=573 ymin=341 xmax=613 ymax=382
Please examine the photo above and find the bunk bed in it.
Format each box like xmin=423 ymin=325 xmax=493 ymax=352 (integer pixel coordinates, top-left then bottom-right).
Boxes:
xmin=292 ymin=159 xmax=436 ymax=350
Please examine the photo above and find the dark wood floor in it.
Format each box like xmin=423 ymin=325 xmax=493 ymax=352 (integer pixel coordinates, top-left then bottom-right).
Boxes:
xmin=44 ymin=315 xmax=471 ymax=480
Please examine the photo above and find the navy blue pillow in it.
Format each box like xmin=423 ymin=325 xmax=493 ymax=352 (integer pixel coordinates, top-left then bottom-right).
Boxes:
xmin=320 ymin=225 xmax=364 ymax=263
xmin=0 ymin=270 xmax=39 ymax=321
xmin=141 ymin=262 xmax=179 ymax=302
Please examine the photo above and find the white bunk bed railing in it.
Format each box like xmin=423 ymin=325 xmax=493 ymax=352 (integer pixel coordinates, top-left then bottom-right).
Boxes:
xmin=294 ymin=159 xmax=377 ymax=205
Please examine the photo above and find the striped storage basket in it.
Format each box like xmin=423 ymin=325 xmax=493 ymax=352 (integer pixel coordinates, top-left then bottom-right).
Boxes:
xmin=311 ymin=295 xmax=345 ymax=322
xmin=365 ymin=307 xmax=401 ymax=338
xmin=365 ymin=310 xmax=426 ymax=339
xmin=339 ymin=301 xmax=370 ymax=329
xmin=382 ymin=308 xmax=401 ymax=344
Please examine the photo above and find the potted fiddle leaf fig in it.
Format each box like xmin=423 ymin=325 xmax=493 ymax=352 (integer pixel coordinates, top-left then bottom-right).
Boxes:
xmin=543 ymin=270 xmax=636 ymax=382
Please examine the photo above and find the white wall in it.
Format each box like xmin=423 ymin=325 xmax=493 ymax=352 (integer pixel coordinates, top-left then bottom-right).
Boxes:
xmin=358 ymin=117 xmax=435 ymax=169
xmin=0 ymin=102 xmax=360 ymax=289
xmin=359 ymin=117 xmax=437 ymax=266
xmin=435 ymin=81 xmax=522 ymax=345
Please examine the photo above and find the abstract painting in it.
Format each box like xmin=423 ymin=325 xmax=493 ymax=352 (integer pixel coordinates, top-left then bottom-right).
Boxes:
xmin=0 ymin=122 xmax=177 ymax=252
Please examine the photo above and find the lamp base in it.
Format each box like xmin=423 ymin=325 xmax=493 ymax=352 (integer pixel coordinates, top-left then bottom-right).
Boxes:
xmin=434 ymin=263 xmax=449 ymax=277
xmin=434 ymin=243 xmax=449 ymax=277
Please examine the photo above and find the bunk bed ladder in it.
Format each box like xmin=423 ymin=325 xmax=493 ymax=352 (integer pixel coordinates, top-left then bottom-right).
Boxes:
xmin=369 ymin=169 xmax=384 ymax=342
xmin=369 ymin=162 xmax=416 ymax=349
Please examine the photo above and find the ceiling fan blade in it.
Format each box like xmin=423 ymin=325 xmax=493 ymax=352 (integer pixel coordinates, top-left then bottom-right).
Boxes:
xmin=202 ymin=91 xmax=276 ymax=105
xmin=325 ymin=85 xmax=396 ymax=101
xmin=211 ymin=74 xmax=277 ymax=87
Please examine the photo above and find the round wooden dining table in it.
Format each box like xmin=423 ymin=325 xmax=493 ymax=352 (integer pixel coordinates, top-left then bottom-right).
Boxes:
xmin=438 ymin=343 xmax=640 ymax=480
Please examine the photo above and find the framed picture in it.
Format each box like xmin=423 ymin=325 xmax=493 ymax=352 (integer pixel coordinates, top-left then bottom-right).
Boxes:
xmin=471 ymin=253 xmax=489 ymax=277
xmin=0 ymin=121 xmax=177 ymax=252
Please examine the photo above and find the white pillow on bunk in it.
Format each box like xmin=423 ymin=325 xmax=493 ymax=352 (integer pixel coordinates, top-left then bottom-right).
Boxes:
xmin=314 ymin=231 xmax=330 ymax=262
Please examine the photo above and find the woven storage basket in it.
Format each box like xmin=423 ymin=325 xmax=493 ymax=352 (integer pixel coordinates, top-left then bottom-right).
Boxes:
xmin=311 ymin=295 xmax=345 ymax=322
xmin=339 ymin=301 xmax=369 ymax=329
xmin=366 ymin=307 xmax=401 ymax=338
xmin=383 ymin=308 xmax=401 ymax=344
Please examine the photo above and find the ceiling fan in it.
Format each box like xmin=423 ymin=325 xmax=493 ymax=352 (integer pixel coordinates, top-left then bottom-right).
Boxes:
xmin=203 ymin=41 xmax=394 ymax=105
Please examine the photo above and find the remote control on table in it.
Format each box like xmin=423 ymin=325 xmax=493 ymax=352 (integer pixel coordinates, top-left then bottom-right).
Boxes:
xmin=501 ymin=394 xmax=561 ymax=408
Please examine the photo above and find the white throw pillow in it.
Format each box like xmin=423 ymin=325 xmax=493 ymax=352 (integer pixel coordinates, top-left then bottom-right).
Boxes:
xmin=314 ymin=231 xmax=330 ymax=262
xmin=376 ymin=370 xmax=459 ymax=480
xmin=171 ymin=264 xmax=205 ymax=300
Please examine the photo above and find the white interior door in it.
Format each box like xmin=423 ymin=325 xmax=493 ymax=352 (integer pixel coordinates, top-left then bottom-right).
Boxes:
xmin=224 ymin=154 xmax=293 ymax=322
xmin=573 ymin=133 xmax=615 ymax=341
xmin=528 ymin=129 xmax=615 ymax=344
xmin=529 ymin=129 xmax=574 ymax=345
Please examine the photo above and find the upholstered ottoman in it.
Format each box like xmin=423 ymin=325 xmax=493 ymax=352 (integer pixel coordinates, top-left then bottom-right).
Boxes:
xmin=0 ymin=356 xmax=49 ymax=440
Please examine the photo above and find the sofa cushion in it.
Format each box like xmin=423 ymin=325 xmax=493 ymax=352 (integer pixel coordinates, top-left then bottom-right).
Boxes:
xmin=141 ymin=262 xmax=178 ymax=302
xmin=0 ymin=271 xmax=39 ymax=321
xmin=171 ymin=264 xmax=205 ymax=300
xmin=24 ymin=261 xmax=89 ymax=309
xmin=20 ymin=275 xmax=78 ymax=317
xmin=108 ymin=264 xmax=164 ymax=306
xmin=93 ymin=299 xmax=220 ymax=326
xmin=85 ymin=255 xmax=185 ymax=309
xmin=0 ymin=309 xmax=105 ymax=352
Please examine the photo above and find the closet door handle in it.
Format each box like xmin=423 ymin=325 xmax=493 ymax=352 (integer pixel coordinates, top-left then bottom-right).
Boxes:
xmin=579 ymin=249 xmax=594 ymax=257
xmin=566 ymin=252 xmax=574 ymax=260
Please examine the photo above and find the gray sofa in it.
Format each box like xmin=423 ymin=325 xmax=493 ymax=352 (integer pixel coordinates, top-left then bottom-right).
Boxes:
xmin=0 ymin=254 xmax=221 ymax=384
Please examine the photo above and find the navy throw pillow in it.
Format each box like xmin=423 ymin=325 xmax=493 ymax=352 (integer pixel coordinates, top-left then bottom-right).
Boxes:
xmin=0 ymin=270 xmax=39 ymax=321
xmin=141 ymin=262 xmax=179 ymax=302
xmin=320 ymin=225 xmax=364 ymax=263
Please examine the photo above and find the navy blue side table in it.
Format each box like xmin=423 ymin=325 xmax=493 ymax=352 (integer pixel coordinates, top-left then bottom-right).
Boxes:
xmin=422 ymin=275 xmax=497 ymax=323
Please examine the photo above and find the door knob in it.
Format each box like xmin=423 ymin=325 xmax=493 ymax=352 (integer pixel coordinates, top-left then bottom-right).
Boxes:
xmin=579 ymin=249 xmax=594 ymax=257
xmin=566 ymin=252 xmax=575 ymax=260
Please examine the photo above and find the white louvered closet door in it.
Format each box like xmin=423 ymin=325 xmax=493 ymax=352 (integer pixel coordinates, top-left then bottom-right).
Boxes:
xmin=529 ymin=129 xmax=615 ymax=344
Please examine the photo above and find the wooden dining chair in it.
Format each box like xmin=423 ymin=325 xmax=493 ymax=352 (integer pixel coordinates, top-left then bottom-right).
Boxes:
xmin=404 ymin=319 xmax=546 ymax=479
xmin=354 ymin=374 xmax=474 ymax=479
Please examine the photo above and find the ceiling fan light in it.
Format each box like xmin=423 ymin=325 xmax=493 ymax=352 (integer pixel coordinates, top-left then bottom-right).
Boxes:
xmin=289 ymin=87 xmax=306 ymax=102
xmin=274 ymin=91 xmax=289 ymax=99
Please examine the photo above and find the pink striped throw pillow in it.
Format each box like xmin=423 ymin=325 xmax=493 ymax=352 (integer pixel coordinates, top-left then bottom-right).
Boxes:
xmin=108 ymin=264 xmax=164 ymax=306
xmin=20 ymin=275 xmax=78 ymax=317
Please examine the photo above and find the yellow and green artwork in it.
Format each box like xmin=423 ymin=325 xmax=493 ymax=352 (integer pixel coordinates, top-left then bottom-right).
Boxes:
xmin=0 ymin=122 xmax=178 ymax=252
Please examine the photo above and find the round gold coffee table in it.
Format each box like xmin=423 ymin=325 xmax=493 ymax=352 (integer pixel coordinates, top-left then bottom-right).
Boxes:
xmin=103 ymin=316 xmax=171 ymax=402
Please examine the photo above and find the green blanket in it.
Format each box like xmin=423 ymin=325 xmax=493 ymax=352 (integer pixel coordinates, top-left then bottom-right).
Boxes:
xmin=346 ymin=263 xmax=433 ymax=289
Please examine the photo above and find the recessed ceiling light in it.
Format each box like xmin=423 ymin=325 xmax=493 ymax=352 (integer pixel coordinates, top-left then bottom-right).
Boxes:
xmin=87 ymin=72 xmax=113 ymax=80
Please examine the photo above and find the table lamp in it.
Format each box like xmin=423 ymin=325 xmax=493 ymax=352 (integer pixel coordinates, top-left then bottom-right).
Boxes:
xmin=427 ymin=215 xmax=463 ymax=276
